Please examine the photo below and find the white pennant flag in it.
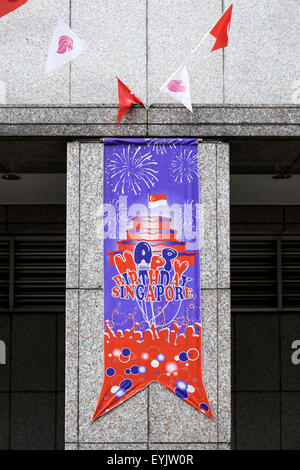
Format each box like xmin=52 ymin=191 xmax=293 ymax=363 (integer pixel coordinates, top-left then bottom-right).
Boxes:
xmin=159 ymin=64 xmax=192 ymax=112
xmin=45 ymin=18 xmax=87 ymax=74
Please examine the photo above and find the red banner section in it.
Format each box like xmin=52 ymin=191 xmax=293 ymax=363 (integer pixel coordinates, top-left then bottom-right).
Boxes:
xmin=0 ymin=0 xmax=28 ymax=18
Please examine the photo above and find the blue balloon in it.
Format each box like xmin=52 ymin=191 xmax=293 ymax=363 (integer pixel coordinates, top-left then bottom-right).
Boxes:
xmin=200 ymin=403 xmax=209 ymax=412
xmin=106 ymin=367 xmax=115 ymax=377
xmin=179 ymin=351 xmax=188 ymax=362
xmin=131 ymin=365 xmax=139 ymax=375
xmin=122 ymin=348 xmax=130 ymax=357
xmin=115 ymin=388 xmax=125 ymax=399
xmin=176 ymin=380 xmax=188 ymax=390
xmin=157 ymin=353 xmax=165 ymax=362
xmin=120 ymin=379 xmax=133 ymax=391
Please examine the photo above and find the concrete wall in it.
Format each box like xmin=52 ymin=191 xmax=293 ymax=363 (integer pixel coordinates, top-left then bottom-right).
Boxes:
xmin=0 ymin=0 xmax=299 ymax=106
xmin=65 ymin=141 xmax=230 ymax=450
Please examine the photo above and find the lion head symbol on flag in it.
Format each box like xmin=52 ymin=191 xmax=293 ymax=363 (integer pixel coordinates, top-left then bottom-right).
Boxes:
xmin=57 ymin=35 xmax=74 ymax=54
xmin=167 ymin=80 xmax=186 ymax=93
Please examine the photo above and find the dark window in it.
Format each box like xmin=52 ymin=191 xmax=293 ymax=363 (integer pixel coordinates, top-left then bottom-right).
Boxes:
xmin=231 ymin=236 xmax=300 ymax=450
xmin=0 ymin=235 xmax=65 ymax=450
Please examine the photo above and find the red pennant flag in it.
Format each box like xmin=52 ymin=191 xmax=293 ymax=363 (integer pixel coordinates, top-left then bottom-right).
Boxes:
xmin=210 ymin=4 xmax=233 ymax=52
xmin=116 ymin=77 xmax=145 ymax=126
xmin=0 ymin=0 xmax=28 ymax=18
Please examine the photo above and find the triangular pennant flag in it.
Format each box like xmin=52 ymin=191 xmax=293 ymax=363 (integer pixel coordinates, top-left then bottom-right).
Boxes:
xmin=0 ymin=0 xmax=28 ymax=18
xmin=45 ymin=18 xmax=87 ymax=74
xmin=159 ymin=64 xmax=192 ymax=113
xmin=116 ymin=77 xmax=145 ymax=126
xmin=210 ymin=4 xmax=233 ymax=52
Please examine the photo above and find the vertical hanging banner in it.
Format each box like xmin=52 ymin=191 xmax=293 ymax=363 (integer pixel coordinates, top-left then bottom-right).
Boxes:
xmin=0 ymin=0 xmax=28 ymax=18
xmin=92 ymin=138 xmax=213 ymax=421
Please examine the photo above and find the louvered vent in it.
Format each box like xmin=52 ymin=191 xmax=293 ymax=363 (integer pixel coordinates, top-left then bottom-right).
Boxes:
xmin=13 ymin=238 xmax=66 ymax=311
xmin=231 ymin=239 xmax=277 ymax=309
xmin=0 ymin=236 xmax=65 ymax=312
xmin=0 ymin=239 xmax=10 ymax=310
xmin=282 ymin=240 xmax=300 ymax=308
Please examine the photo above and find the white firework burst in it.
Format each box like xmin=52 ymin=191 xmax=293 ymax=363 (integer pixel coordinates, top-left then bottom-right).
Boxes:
xmin=107 ymin=145 xmax=158 ymax=195
xmin=145 ymin=138 xmax=182 ymax=155
xmin=170 ymin=149 xmax=199 ymax=183
xmin=109 ymin=196 xmax=131 ymax=234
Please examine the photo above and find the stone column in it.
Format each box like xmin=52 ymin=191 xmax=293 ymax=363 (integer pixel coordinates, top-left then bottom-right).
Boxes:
xmin=65 ymin=141 xmax=230 ymax=450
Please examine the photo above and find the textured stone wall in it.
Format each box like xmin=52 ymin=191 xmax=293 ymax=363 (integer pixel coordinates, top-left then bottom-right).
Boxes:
xmin=65 ymin=141 xmax=230 ymax=450
xmin=0 ymin=0 xmax=298 ymax=106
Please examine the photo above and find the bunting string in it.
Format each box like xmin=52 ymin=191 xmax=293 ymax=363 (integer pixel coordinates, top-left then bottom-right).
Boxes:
xmin=0 ymin=1 xmax=233 ymax=123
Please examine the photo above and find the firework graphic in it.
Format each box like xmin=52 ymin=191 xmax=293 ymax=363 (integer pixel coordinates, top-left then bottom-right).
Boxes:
xmin=184 ymin=199 xmax=201 ymax=242
xmin=107 ymin=145 xmax=158 ymax=195
xmin=145 ymin=138 xmax=182 ymax=156
xmin=170 ymin=149 xmax=199 ymax=183
xmin=109 ymin=196 xmax=131 ymax=236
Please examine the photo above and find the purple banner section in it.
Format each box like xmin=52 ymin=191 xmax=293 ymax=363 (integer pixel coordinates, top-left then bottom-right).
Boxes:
xmin=103 ymin=137 xmax=201 ymax=335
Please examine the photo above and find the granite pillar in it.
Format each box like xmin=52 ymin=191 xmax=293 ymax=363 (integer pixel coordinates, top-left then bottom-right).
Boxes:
xmin=65 ymin=140 xmax=231 ymax=450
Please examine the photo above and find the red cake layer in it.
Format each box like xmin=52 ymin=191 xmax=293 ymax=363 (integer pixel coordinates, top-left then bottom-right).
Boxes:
xmin=132 ymin=216 xmax=171 ymax=223
xmin=108 ymin=215 xmax=197 ymax=266
xmin=132 ymin=219 xmax=171 ymax=230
